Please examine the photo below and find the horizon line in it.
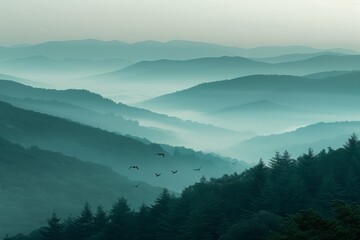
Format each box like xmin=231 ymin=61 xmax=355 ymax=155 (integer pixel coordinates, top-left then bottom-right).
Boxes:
xmin=2 ymin=38 xmax=359 ymax=53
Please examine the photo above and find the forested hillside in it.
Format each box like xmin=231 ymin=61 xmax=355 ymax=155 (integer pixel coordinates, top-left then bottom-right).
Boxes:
xmin=6 ymin=134 xmax=360 ymax=240
xmin=0 ymin=137 xmax=162 ymax=237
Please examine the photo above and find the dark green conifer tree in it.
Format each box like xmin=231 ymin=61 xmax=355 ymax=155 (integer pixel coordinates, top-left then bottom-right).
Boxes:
xmin=133 ymin=204 xmax=153 ymax=240
xmin=68 ymin=202 xmax=94 ymax=240
xmin=105 ymin=197 xmax=132 ymax=240
xmin=297 ymin=148 xmax=320 ymax=197
xmin=40 ymin=213 xmax=64 ymax=240
xmin=93 ymin=205 xmax=108 ymax=234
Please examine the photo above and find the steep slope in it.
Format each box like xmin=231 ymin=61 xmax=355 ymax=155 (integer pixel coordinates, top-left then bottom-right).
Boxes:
xmin=0 ymin=137 xmax=162 ymax=236
xmin=0 ymin=79 xmax=240 ymax=151
xmin=0 ymin=94 xmax=178 ymax=145
xmin=0 ymin=101 xmax=245 ymax=191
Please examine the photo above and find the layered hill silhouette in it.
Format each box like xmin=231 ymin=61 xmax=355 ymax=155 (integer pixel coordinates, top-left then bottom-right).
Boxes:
xmin=0 ymin=94 xmax=178 ymax=145
xmin=0 ymin=40 xmax=355 ymax=62
xmin=142 ymin=72 xmax=360 ymax=113
xmin=141 ymin=72 xmax=360 ymax=134
xmin=0 ymin=101 xmax=246 ymax=191
xmin=0 ymin=137 xmax=162 ymax=236
xmin=0 ymin=79 xmax=240 ymax=150
xmin=88 ymin=55 xmax=360 ymax=86
xmin=90 ymin=56 xmax=269 ymax=84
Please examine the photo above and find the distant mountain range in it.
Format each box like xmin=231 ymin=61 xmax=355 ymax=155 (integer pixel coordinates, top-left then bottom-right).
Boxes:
xmin=0 ymin=136 xmax=162 ymax=236
xmin=227 ymin=121 xmax=360 ymax=162
xmin=89 ymin=56 xmax=268 ymax=84
xmin=87 ymin=55 xmax=360 ymax=87
xmin=0 ymin=101 xmax=246 ymax=191
xmin=1 ymin=40 xmax=358 ymax=104
xmin=0 ymin=39 xmax=356 ymax=62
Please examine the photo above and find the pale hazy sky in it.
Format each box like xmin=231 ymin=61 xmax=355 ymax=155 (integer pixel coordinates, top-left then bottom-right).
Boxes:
xmin=0 ymin=0 xmax=359 ymax=50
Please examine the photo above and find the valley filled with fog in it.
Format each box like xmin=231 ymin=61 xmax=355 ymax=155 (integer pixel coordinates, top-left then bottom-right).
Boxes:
xmin=1 ymin=40 xmax=360 ymax=162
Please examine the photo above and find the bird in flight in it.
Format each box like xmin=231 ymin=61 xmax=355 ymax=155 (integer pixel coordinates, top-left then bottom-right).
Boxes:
xmin=129 ymin=166 xmax=139 ymax=170
xmin=232 ymin=161 xmax=237 ymax=165
xmin=155 ymin=153 xmax=165 ymax=157
xmin=155 ymin=173 xmax=161 ymax=177
xmin=193 ymin=166 xmax=202 ymax=171
xmin=132 ymin=183 xmax=141 ymax=188
xmin=172 ymin=170 xmax=178 ymax=174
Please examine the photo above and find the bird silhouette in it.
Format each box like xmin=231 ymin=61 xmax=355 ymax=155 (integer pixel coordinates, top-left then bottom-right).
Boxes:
xmin=132 ymin=183 xmax=141 ymax=188
xmin=232 ymin=161 xmax=237 ymax=165
xmin=155 ymin=153 xmax=165 ymax=157
xmin=171 ymin=170 xmax=178 ymax=174
xmin=155 ymin=173 xmax=161 ymax=177
xmin=193 ymin=166 xmax=202 ymax=171
xmin=129 ymin=166 xmax=139 ymax=170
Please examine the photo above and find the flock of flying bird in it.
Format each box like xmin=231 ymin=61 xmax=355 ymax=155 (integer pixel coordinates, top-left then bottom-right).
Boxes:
xmin=129 ymin=152 xmax=203 ymax=188
xmin=129 ymin=152 xmax=239 ymax=188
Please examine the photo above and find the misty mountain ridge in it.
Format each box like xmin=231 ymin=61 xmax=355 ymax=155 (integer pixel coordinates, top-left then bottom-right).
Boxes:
xmin=140 ymin=73 xmax=360 ymax=135
xmin=89 ymin=56 xmax=267 ymax=83
xmin=0 ymin=94 xmax=178 ymax=145
xmin=2 ymin=40 xmax=358 ymax=105
xmin=0 ymin=79 xmax=241 ymax=151
xmin=0 ymin=101 xmax=246 ymax=191
xmin=86 ymin=54 xmax=360 ymax=94
xmin=142 ymin=72 xmax=360 ymax=112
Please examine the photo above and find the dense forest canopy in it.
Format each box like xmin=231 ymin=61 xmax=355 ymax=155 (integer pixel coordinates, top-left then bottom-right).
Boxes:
xmin=5 ymin=134 xmax=360 ymax=240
